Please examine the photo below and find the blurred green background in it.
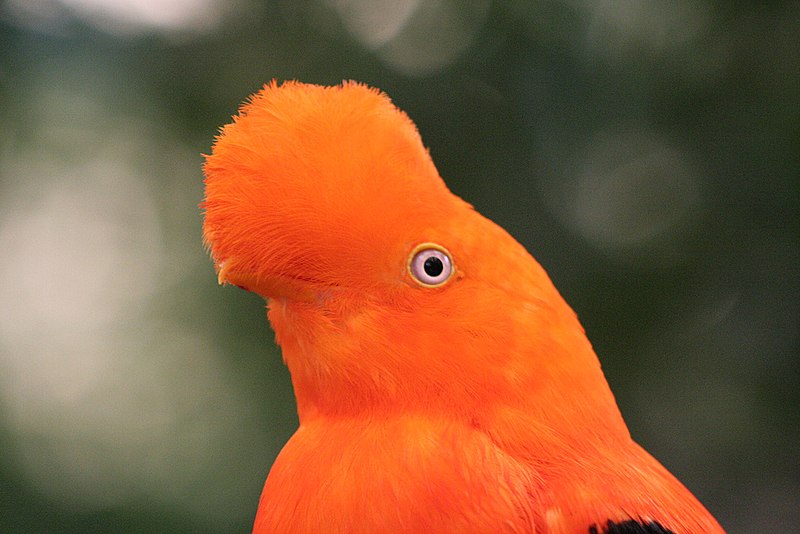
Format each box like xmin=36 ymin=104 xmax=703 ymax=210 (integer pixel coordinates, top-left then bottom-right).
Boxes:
xmin=0 ymin=0 xmax=797 ymax=532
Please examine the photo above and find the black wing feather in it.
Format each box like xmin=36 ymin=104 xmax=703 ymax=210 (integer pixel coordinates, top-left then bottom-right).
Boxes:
xmin=588 ymin=519 xmax=676 ymax=534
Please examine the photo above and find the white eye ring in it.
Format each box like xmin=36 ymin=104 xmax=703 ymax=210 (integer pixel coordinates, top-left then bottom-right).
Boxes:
xmin=407 ymin=243 xmax=454 ymax=287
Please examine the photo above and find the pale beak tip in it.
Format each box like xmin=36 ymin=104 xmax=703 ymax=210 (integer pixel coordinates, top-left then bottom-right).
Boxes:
xmin=216 ymin=261 xmax=229 ymax=285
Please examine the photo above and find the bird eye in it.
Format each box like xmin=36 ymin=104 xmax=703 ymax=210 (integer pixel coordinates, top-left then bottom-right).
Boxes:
xmin=408 ymin=243 xmax=454 ymax=287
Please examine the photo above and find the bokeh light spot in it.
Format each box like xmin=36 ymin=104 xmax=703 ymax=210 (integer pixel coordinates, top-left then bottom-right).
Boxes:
xmin=5 ymin=0 xmax=235 ymax=36
xmin=0 ymin=82 xmax=270 ymax=526
xmin=327 ymin=0 xmax=420 ymax=49
xmin=576 ymin=0 xmax=712 ymax=58
xmin=542 ymin=127 xmax=702 ymax=264
xmin=331 ymin=0 xmax=491 ymax=76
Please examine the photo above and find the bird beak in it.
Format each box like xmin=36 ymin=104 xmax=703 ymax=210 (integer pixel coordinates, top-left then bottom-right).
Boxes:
xmin=216 ymin=261 xmax=234 ymax=286
xmin=215 ymin=260 xmax=318 ymax=302
xmin=215 ymin=260 xmax=263 ymax=293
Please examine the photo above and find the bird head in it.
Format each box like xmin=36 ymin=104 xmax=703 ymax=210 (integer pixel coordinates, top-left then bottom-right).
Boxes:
xmin=203 ymin=81 xmax=619 ymax=425
xmin=203 ymin=81 xmax=463 ymax=300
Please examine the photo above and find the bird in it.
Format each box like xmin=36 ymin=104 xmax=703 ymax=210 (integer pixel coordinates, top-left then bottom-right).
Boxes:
xmin=202 ymin=81 xmax=725 ymax=533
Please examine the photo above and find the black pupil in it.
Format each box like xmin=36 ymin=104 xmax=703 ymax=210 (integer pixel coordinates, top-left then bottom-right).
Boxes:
xmin=423 ymin=256 xmax=444 ymax=277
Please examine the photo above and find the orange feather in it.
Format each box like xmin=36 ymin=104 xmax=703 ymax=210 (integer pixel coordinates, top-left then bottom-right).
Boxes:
xmin=202 ymin=81 xmax=724 ymax=533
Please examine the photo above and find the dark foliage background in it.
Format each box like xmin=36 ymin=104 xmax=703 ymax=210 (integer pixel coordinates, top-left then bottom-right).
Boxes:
xmin=0 ymin=1 xmax=797 ymax=532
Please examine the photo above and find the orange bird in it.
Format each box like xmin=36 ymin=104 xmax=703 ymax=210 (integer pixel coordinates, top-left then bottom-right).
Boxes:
xmin=202 ymin=81 xmax=724 ymax=533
